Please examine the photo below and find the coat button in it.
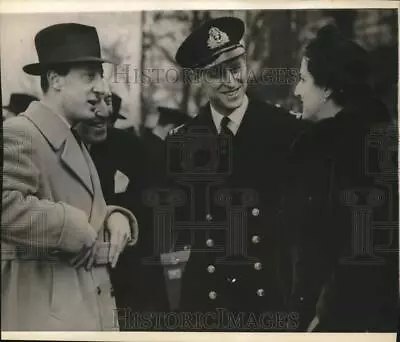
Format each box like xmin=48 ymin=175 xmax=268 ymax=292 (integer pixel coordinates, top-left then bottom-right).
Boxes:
xmin=254 ymin=262 xmax=262 ymax=270
xmin=207 ymin=265 xmax=216 ymax=273
xmin=206 ymin=238 xmax=214 ymax=247
xmin=256 ymin=288 xmax=265 ymax=297
xmin=227 ymin=276 xmax=237 ymax=284
xmin=300 ymin=297 xmax=304 ymax=302
xmin=96 ymin=286 xmax=101 ymax=295
xmin=251 ymin=235 xmax=260 ymax=244
xmin=251 ymin=208 xmax=260 ymax=216
xmin=209 ymin=291 xmax=217 ymax=300
xmin=308 ymin=196 xmax=313 ymax=201
xmin=206 ymin=214 xmax=213 ymax=221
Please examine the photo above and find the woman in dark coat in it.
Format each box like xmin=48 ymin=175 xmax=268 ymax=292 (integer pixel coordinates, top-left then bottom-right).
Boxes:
xmin=282 ymin=25 xmax=398 ymax=332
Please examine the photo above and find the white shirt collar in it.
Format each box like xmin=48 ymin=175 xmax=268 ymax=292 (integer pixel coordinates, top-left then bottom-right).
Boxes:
xmin=210 ymin=95 xmax=248 ymax=135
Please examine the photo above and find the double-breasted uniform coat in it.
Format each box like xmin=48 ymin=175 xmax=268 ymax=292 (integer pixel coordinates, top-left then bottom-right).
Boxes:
xmin=1 ymin=101 xmax=136 ymax=331
xmin=166 ymin=98 xmax=306 ymax=331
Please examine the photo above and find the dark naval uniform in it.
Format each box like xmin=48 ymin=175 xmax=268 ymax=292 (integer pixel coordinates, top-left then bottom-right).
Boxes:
xmin=167 ymin=16 xmax=307 ymax=331
xmin=166 ymin=98 xmax=305 ymax=331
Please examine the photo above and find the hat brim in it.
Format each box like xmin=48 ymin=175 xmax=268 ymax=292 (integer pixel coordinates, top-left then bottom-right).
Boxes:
xmin=202 ymin=45 xmax=246 ymax=69
xmin=23 ymin=56 xmax=114 ymax=76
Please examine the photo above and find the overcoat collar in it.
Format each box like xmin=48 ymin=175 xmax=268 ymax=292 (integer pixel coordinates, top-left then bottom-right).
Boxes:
xmin=23 ymin=101 xmax=94 ymax=195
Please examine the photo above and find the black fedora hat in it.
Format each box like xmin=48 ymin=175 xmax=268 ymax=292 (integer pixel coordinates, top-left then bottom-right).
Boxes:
xmin=23 ymin=23 xmax=112 ymax=76
xmin=2 ymin=93 xmax=39 ymax=114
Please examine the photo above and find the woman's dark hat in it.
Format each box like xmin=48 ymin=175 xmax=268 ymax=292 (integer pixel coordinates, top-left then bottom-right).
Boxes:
xmin=23 ymin=23 xmax=112 ymax=76
xmin=2 ymin=93 xmax=39 ymax=114
xmin=175 ymin=17 xmax=245 ymax=69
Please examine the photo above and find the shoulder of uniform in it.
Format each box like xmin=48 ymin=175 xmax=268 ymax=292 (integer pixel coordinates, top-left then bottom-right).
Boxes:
xmin=289 ymin=110 xmax=303 ymax=120
xmin=265 ymin=100 xmax=303 ymax=119
xmin=168 ymin=123 xmax=186 ymax=136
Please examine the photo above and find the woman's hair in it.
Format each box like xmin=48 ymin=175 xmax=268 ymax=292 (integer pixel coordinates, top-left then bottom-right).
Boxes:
xmin=304 ymin=24 xmax=372 ymax=106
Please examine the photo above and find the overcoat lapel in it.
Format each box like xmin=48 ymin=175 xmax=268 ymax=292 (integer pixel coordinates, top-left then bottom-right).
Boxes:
xmin=23 ymin=101 xmax=94 ymax=196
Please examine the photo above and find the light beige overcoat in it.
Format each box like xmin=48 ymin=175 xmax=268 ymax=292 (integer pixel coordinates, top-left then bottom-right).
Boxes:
xmin=1 ymin=101 xmax=137 ymax=331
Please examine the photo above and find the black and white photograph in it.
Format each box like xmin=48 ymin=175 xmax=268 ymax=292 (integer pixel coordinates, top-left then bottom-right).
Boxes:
xmin=1 ymin=1 xmax=398 ymax=340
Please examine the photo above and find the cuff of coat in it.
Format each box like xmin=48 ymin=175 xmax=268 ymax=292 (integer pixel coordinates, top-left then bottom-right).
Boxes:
xmin=56 ymin=202 xmax=97 ymax=253
xmin=105 ymin=205 xmax=139 ymax=246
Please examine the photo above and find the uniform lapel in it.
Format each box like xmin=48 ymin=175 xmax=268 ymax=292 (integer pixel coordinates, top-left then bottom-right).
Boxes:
xmin=23 ymin=101 xmax=94 ymax=196
xmin=234 ymin=99 xmax=253 ymax=139
xmin=196 ymin=104 xmax=218 ymax=134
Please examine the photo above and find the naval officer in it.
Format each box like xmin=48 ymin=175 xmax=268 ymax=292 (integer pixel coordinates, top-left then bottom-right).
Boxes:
xmin=166 ymin=16 xmax=307 ymax=331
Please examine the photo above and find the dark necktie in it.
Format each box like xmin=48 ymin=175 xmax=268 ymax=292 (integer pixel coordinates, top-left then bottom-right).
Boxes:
xmin=218 ymin=116 xmax=233 ymax=173
xmin=220 ymin=116 xmax=233 ymax=137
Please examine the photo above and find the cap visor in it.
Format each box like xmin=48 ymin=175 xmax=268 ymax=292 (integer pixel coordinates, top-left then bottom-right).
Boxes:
xmin=203 ymin=46 xmax=246 ymax=70
xmin=23 ymin=56 xmax=114 ymax=75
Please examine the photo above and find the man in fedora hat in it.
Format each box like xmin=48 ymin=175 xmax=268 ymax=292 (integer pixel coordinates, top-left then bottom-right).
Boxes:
xmin=2 ymin=92 xmax=39 ymax=120
xmin=2 ymin=23 xmax=138 ymax=331
xmin=76 ymin=83 xmax=145 ymax=206
xmin=167 ymin=16 xmax=306 ymax=331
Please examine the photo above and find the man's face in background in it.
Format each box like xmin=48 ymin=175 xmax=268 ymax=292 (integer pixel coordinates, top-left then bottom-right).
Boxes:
xmin=104 ymin=92 xmax=117 ymax=128
xmin=76 ymin=88 xmax=111 ymax=144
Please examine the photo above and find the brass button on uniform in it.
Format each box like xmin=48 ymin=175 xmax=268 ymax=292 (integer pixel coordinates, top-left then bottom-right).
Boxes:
xmin=252 ymin=208 xmax=260 ymax=216
xmin=207 ymin=265 xmax=216 ymax=273
xmin=251 ymin=235 xmax=260 ymax=244
xmin=206 ymin=214 xmax=213 ymax=221
xmin=209 ymin=291 xmax=217 ymax=300
xmin=254 ymin=262 xmax=262 ymax=270
xmin=227 ymin=276 xmax=237 ymax=284
xmin=256 ymin=288 xmax=265 ymax=297
xmin=206 ymin=238 xmax=214 ymax=247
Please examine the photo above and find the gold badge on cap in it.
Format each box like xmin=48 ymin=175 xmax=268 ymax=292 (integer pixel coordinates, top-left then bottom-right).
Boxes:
xmin=207 ymin=27 xmax=230 ymax=49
